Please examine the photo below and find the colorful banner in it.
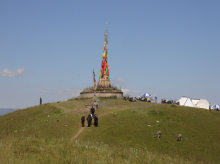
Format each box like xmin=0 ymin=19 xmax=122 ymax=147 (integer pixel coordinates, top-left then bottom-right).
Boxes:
xmin=98 ymin=25 xmax=110 ymax=86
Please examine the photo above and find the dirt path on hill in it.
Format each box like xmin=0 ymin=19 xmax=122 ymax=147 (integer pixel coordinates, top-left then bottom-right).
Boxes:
xmin=71 ymin=127 xmax=85 ymax=141
xmin=70 ymin=108 xmax=90 ymax=141
xmin=70 ymin=110 xmax=115 ymax=141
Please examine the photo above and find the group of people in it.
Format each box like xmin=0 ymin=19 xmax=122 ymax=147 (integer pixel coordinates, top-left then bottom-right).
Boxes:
xmin=123 ymin=96 xmax=138 ymax=102
xmin=81 ymin=106 xmax=98 ymax=127
xmin=39 ymin=97 xmax=98 ymax=127
xmin=124 ymin=96 xmax=151 ymax=102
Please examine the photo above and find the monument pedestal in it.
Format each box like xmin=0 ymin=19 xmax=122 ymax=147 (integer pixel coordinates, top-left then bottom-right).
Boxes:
xmin=98 ymin=77 xmax=110 ymax=87
xmin=80 ymin=91 xmax=123 ymax=99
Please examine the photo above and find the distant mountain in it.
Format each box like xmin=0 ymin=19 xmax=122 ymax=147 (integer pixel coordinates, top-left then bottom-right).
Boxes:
xmin=0 ymin=108 xmax=18 ymax=116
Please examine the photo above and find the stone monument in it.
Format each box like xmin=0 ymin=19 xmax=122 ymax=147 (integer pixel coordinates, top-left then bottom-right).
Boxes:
xmin=80 ymin=22 xmax=123 ymax=99
xmin=97 ymin=23 xmax=110 ymax=88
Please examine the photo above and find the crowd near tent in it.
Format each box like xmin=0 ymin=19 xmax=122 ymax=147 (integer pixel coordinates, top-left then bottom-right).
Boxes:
xmin=141 ymin=93 xmax=152 ymax=98
xmin=139 ymin=93 xmax=154 ymax=101
xmin=178 ymin=96 xmax=209 ymax=110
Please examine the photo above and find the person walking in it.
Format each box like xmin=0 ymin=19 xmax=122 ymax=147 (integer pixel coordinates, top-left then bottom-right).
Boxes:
xmin=155 ymin=96 xmax=157 ymax=103
xmin=90 ymin=106 xmax=95 ymax=117
xmin=87 ymin=114 xmax=92 ymax=127
xmin=81 ymin=115 xmax=85 ymax=127
xmin=40 ymin=97 xmax=42 ymax=105
xmin=94 ymin=113 xmax=98 ymax=127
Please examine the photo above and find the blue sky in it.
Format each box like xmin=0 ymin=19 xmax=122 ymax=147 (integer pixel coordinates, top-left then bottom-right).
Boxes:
xmin=0 ymin=0 xmax=219 ymax=108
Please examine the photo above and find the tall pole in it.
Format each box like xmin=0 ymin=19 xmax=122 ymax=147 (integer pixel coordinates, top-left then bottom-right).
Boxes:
xmin=93 ymin=68 xmax=97 ymax=104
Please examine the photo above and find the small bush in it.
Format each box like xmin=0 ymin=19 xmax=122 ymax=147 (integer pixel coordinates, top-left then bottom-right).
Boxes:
xmin=68 ymin=97 xmax=90 ymax=101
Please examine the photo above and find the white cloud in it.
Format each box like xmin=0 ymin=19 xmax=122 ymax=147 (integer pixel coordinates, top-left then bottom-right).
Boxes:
xmin=28 ymin=71 xmax=34 ymax=74
xmin=0 ymin=68 xmax=25 ymax=77
xmin=38 ymin=90 xmax=47 ymax=93
xmin=131 ymin=90 xmax=140 ymax=94
xmin=38 ymin=88 xmax=81 ymax=97
xmin=122 ymin=89 xmax=140 ymax=96
xmin=111 ymin=79 xmax=125 ymax=85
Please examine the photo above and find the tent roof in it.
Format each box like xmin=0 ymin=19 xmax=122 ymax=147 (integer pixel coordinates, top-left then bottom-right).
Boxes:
xmin=178 ymin=97 xmax=195 ymax=107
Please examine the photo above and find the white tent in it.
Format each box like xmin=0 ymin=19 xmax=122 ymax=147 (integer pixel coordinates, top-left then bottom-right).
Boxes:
xmin=178 ymin=96 xmax=209 ymax=110
xmin=192 ymin=99 xmax=200 ymax=105
xmin=178 ymin=97 xmax=195 ymax=107
xmin=192 ymin=99 xmax=209 ymax=110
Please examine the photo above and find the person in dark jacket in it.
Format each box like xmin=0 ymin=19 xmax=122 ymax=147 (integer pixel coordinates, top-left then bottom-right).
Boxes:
xmin=90 ymin=106 xmax=95 ymax=117
xmin=86 ymin=114 xmax=92 ymax=127
xmin=40 ymin=97 xmax=42 ymax=105
xmin=81 ymin=115 xmax=85 ymax=127
xmin=94 ymin=113 xmax=98 ymax=127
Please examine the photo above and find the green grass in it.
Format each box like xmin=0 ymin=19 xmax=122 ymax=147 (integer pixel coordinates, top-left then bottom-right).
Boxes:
xmin=0 ymin=99 xmax=219 ymax=163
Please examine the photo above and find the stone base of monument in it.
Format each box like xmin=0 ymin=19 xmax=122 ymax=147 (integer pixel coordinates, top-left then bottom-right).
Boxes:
xmin=85 ymin=103 xmax=98 ymax=110
xmin=80 ymin=91 xmax=123 ymax=99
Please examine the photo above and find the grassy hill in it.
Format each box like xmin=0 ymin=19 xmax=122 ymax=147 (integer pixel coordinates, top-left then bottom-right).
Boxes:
xmin=0 ymin=98 xmax=219 ymax=163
